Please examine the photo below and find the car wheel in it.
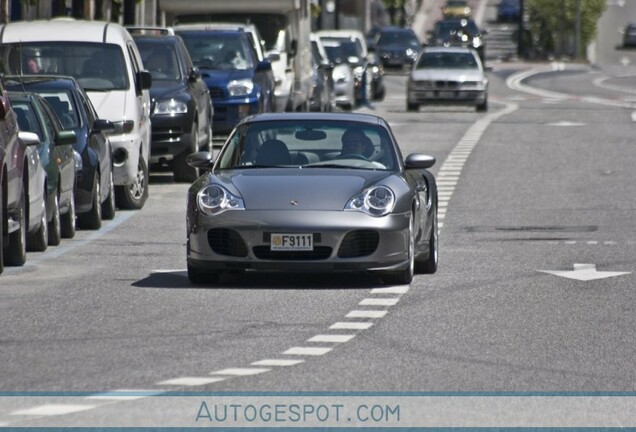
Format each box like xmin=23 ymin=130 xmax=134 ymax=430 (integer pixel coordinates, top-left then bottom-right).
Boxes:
xmin=382 ymin=213 xmax=415 ymax=285
xmin=77 ymin=172 xmax=102 ymax=230
xmin=48 ymin=192 xmax=61 ymax=246
xmin=476 ymin=98 xmax=488 ymax=112
xmin=60 ymin=186 xmax=76 ymax=239
xmin=101 ymin=168 xmax=116 ymax=220
xmin=5 ymin=187 xmax=27 ymax=266
xmin=188 ymin=263 xmax=219 ymax=285
xmin=0 ymin=181 xmax=4 ymax=275
xmin=415 ymin=202 xmax=438 ymax=274
xmin=173 ymin=122 xmax=200 ymax=183
xmin=115 ymin=156 xmax=149 ymax=210
xmin=27 ymin=190 xmax=48 ymax=252
xmin=407 ymin=102 xmax=419 ymax=112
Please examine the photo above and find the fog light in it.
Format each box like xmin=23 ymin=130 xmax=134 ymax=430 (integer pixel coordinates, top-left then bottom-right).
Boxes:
xmin=112 ymin=148 xmax=128 ymax=166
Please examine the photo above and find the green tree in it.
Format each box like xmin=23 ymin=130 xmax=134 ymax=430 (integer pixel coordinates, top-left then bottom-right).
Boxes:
xmin=526 ymin=0 xmax=606 ymax=59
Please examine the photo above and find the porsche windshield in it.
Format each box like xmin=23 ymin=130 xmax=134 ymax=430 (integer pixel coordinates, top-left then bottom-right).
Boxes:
xmin=215 ymin=120 xmax=400 ymax=171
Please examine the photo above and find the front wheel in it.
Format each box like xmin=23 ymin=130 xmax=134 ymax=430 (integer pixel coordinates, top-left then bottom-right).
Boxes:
xmin=77 ymin=172 xmax=102 ymax=230
xmin=173 ymin=122 xmax=200 ymax=183
xmin=415 ymin=204 xmax=438 ymax=274
xmin=60 ymin=187 xmax=76 ymax=239
xmin=115 ymin=156 xmax=149 ymax=210
xmin=407 ymin=102 xmax=419 ymax=112
xmin=27 ymin=192 xmax=48 ymax=252
xmin=381 ymin=213 xmax=415 ymax=285
xmin=101 ymin=169 xmax=116 ymax=220
xmin=5 ymin=188 xmax=27 ymax=266
xmin=48 ymin=193 xmax=61 ymax=246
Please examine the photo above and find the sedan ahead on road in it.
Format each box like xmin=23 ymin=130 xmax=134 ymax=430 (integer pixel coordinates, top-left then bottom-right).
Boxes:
xmin=185 ymin=112 xmax=439 ymax=285
xmin=374 ymin=26 xmax=422 ymax=71
xmin=407 ymin=46 xmax=488 ymax=112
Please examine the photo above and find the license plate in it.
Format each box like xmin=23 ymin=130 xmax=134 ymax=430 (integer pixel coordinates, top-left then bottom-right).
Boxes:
xmin=271 ymin=233 xmax=313 ymax=251
xmin=438 ymin=91 xmax=455 ymax=98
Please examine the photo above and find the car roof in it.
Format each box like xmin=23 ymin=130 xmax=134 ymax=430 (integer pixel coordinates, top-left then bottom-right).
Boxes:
xmin=0 ymin=18 xmax=133 ymax=44
xmin=3 ymin=75 xmax=80 ymax=90
xmin=237 ymin=112 xmax=387 ymax=126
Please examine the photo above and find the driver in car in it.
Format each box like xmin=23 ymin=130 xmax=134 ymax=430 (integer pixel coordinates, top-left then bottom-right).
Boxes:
xmin=340 ymin=128 xmax=373 ymax=158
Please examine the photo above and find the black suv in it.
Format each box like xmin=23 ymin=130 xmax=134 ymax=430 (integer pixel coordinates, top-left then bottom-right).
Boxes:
xmin=428 ymin=18 xmax=487 ymax=63
xmin=130 ymin=28 xmax=214 ymax=182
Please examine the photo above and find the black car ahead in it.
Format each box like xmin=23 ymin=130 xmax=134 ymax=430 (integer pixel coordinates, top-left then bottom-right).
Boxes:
xmin=6 ymin=76 xmax=116 ymax=230
xmin=428 ymin=18 xmax=487 ymax=63
xmin=374 ymin=26 xmax=422 ymax=70
xmin=130 ymin=29 xmax=214 ymax=183
xmin=8 ymin=92 xmax=77 ymax=241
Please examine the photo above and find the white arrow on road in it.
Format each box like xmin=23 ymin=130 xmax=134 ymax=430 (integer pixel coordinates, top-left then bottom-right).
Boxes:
xmin=539 ymin=263 xmax=631 ymax=281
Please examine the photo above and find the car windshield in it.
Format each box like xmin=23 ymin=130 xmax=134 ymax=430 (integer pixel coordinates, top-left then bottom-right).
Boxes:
xmin=215 ymin=120 xmax=399 ymax=171
xmin=177 ymin=32 xmax=253 ymax=71
xmin=135 ymin=40 xmax=182 ymax=81
xmin=377 ymin=31 xmax=421 ymax=48
xmin=0 ymin=42 xmax=129 ymax=91
xmin=416 ymin=51 xmax=479 ymax=69
xmin=320 ymin=37 xmax=363 ymax=60
xmin=38 ymin=91 xmax=80 ymax=129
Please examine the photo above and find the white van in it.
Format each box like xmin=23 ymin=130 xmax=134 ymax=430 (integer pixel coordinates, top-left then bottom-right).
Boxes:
xmin=0 ymin=18 xmax=153 ymax=209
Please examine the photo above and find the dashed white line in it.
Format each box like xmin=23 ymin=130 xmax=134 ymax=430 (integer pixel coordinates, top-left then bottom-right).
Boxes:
xmin=371 ymin=285 xmax=410 ymax=294
xmin=251 ymin=359 xmax=305 ymax=367
xmin=283 ymin=347 xmax=333 ymax=356
xmin=157 ymin=377 xmax=227 ymax=386
xmin=12 ymin=404 xmax=96 ymax=416
xmin=86 ymin=390 xmax=165 ymax=400
xmin=307 ymin=334 xmax=356 ymax=343
xmin=210 ymin=367 xmax=270 ymax=376
xmin=330 ymin=321 xmax=374 ymax=330
xmin=359 ymin=298 xmax=399 ymax=306
xmin=346 ymin=310 xmax=388 ymax=319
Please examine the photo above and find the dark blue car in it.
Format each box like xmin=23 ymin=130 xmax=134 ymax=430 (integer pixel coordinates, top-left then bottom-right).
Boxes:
xmin=175 ymin=28 xmax=274 ymax=137
xmin=497 ymin=0 xmax=520 ymax=22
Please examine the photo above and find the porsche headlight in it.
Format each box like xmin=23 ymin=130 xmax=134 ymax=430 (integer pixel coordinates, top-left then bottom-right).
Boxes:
xmin=345 ymin=186 xmax=395 ymax=217
xmin=154 ymin=99 xmax=188 ymax=115
xmin=197 ymin=184 xmax=245 ymax=216
xmin=228 ymin=79 xmax=254 ymax=96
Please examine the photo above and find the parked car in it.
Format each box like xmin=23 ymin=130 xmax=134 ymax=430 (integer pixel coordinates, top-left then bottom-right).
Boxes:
xmin=0 ymin=19 xmax=153 ymax=210
xmin=185 ymin=112 xmax=439 ymax=285
xmin=1 ymin=81 xmax=50 ymax=271
xmin=406 ymin=46 xmax=488 ymax=112
xmin=320 ymin=39 xmax=356 ymax=110
xmin=130 ymin=28 xmax=214 ymax=182
xmin=442 ymin=0 xmax=472 ymax=18
xmin=374 ymin=26 xmax=422 ymax=70
xmin=9 ymin=92 xmax=78 ymax=244
xmin=5 ymin=75 xmax=116 ymax=229
xmin=174 ymin=27 xmax=274 ymax=136
xmin=622 ymin=22 xmax=636 ymax=48
xmin=497 ymin=0 xmax=521 ymax=22
xmin=428 ymin=18 xmax=487 ymax=63
xmin=309 ymin=33 xmax=335 ymax=112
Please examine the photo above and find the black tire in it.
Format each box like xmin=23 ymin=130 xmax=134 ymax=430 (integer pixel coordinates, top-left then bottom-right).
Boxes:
xmin=187 ymin=263 xmax=219 ymax=285
xmin=101 ymin=169 xmax=116 ymax=220
xmin=415 ymin=204 xmax=438 ymax=274
xmin=48 ymin=192 xmax=61 ymax=246
xmin=78 ymin=173 xmax=102 ymax=230
xmin=115 ymin=156 xmax=149 ymax=210
xmin=5 ymin=187 xmax=27 ymax=267
xmin=0 ymin=180 xmax=4 ymax=275
xmin=407 ymin=102 xmax=419 ymax=112
xmin=27 ymin=191 xmax=48 ymax=252
xmin=173 ymin=122 xmax=200 ymax=183
xmin=60 ymin=187 xmax=76 ymax=239
xmin=476 ymin=98 xmax=488 ymax=112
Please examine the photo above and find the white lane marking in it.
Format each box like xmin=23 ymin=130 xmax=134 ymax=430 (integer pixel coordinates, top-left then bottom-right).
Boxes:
xmin=359 ymin=298 xmax=399 ymax=306
xmin=157 ymin=377 xmax=227 ymax=386
xmin=210 ymin=367 xmax=270 ymax=376
xmin=251 ymin=359 xmax=305 ymax=367
xmin=307 ymin=334 xmax=356 ymax=343
xmin=330 ymin=321 xmax=374 ymax=330
xmin=632 ymin=111 xmax=636 ymax=122
xmin=371 ymin=285 xmax=409 ymax=294
xmin=283 ymin=347 xmax=333 ymax=356
xmin=86 ymin=390 xmax=165 ymax=400
xmin=12 ymin=404 xmax=95 ymax=416
xmin=346 ymin=310 xmax=388 ymax=319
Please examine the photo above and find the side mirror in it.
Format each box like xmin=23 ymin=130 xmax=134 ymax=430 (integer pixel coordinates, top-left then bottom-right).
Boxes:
xmin=19 ymin=131 xmax=41 ymax=146
xmin=266 ymin=51 xmax=281 ymax=62
xmin=92 ymin=118 xmax=115 ymax=134
xmin=186 ymin=151 xmax=214 ymax=169
xmin=55 ymin=129 xmax=77 ymax=146
xmin=404 ymin=153 xmax=436 ymax=170
xmin=137 ymin=70 xmax=152 ymax=90
xmin=189 ymin=66 xmax=201 ymax=82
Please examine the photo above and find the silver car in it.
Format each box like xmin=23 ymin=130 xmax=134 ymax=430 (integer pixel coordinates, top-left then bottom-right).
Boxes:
xmin=185 ymin=112 xmax=439 ymax=285
xmin=407 ymin=46 xmax=488 ymax=112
